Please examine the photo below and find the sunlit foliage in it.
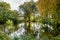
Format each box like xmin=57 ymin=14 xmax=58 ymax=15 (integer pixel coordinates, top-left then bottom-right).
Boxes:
xmin=19 ymin=0 xmax=37 ymax=34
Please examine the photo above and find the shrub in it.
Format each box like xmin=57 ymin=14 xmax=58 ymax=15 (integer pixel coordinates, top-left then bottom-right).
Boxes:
xmin=54 ymin=35 xmax=60 ymax=40
xmin=11 ymin=34 xmax=35 ymax=40
xmin=0 ymin=31 xmax=11 ymax=40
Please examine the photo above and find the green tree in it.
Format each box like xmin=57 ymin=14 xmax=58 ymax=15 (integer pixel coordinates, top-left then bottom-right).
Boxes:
xmin=0 ymin=2 xmax=10 ymax=24
xmin=0 ymin=2 xmax=19 ymax=33
xmin=19 ymin=0 xmax=37 ymax=34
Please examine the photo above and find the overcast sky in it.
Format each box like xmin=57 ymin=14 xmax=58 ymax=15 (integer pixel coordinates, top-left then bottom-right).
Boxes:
xmin=1 ymin=0 xmax=38 ymax=10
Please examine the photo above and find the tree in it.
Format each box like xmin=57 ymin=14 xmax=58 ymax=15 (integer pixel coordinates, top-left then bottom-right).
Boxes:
xmin=0 ymin=2 xmax=19 ymax=33
xmin=19 ymin=0 xmax=37 ymax=34
xmin=0 ymin=2 xmax=10 ymax=9
xmin=36 ymin=0 xmax=60 ymax=39
xmin=0 ymin=2 xmax=10 ymax=24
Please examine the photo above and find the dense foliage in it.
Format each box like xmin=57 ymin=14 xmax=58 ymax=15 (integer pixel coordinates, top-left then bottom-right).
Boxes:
xmin=0 ymin=31 xmax=11 ymax=40
xmin=19 ymin=0 xmax=38 ymax=34
xmin=0 ymin=0 xmax=60 ymax=40
xmin=0 ymin=2 xmax=19 ymax=34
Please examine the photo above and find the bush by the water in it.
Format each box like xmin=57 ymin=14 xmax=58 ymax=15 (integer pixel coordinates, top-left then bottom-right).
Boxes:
xmin=11 ymin=34 xmax=35 ymax=40
xmin=0 ymin=31 xmax=11 ymax=40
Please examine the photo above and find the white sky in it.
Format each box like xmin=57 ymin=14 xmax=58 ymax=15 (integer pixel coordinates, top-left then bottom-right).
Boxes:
xmin=2 ymin=0 xmax=38 ymax=10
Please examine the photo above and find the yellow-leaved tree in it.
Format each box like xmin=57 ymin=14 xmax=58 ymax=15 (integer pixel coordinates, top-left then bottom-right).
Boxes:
xmin=36 ymin=0 xmax=60 ymax=39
